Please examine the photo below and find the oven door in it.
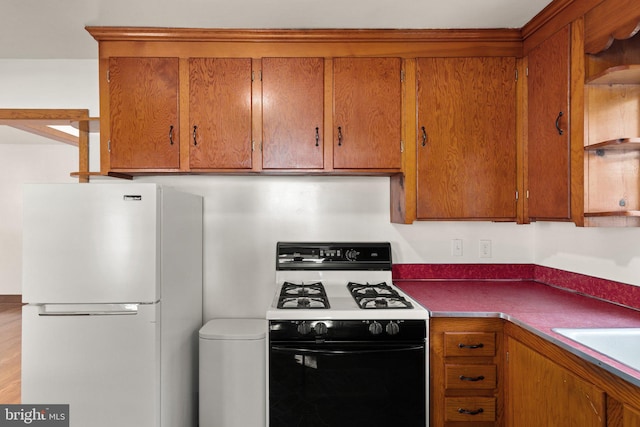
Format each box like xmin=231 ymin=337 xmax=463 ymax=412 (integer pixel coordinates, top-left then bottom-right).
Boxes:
xmin=269 ymin=341 xmax=426 ymax=427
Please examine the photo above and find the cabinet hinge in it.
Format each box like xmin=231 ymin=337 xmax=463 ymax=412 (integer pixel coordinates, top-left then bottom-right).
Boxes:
xmin=515 ymin=191 xmax=519 ymax=201
xmin=252 ymin=141 xmax=263 ymax=152
xmin=526 ymin=190 xmax=530 ymax=199
xmin=506 ymin=351 xmax=509 ymax=363
xmin=400 ymin=140 xmax=404 ymax=153
xmin=526 ymin=67 xmax=529 ymax=77
xmin=106 ymin=70 xmax=110 ymax=83
xmin=515 ymin=69 xmax=518 ymax=81
xmin=401 ymin=70 xmax=405 ymax=83
xmin=251 ymin=71 xmax=262 ymax=82
xmin=107 ymin=139 xmax=111 ymax=153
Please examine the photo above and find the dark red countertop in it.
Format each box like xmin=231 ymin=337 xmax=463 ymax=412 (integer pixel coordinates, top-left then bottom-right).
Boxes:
xmin=392 ymin=264 xmax=640 ymax=387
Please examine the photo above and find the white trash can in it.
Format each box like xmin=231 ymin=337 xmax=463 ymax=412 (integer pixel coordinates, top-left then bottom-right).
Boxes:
xmin=199 ymin=318 xmax=266 ymax=427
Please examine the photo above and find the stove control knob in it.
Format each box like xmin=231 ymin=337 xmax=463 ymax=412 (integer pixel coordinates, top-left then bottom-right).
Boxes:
xmin=368 ymin=321 xmax=383 ymax=335
xmin=314 ymin=322 xmax=328 ymax=335
xmin=385 ymin=321 xmax=400 ymax=336
xmin=297 ymin=321 xmax=312 ymax=335
xmin=345 ymin=249 xmax=360 ymax=261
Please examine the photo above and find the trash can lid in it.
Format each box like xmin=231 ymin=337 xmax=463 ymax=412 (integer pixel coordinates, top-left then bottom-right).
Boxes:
xmin=199 ymin=318 xmax=266 ymax=340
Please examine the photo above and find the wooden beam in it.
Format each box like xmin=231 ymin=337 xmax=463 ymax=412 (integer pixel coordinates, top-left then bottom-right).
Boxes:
xmin=78 ymin=120 xmax=90 ymax=182
xmin=0 ymin=109 xmax=89 ymax=121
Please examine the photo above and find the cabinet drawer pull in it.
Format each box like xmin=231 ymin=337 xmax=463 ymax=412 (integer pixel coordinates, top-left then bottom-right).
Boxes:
xmin=459 ymin=375 xmax=485 ymax=382
xmin=169 ymin=125 xmax=175 ymax=145
xmin=315 ymin=127 xmax=320 ymax=147
xmin=421 ymin=126 xmax=427 ymax=146
xmin=555 ymin=111 xmax=564 ymax=135
xmin=193 ymin=125 xmax=198 ymax=146
xmin=338 ymin=126 xmax=343 ymax=146
xmin=458 ymin=408 xmax=484 ymax=416
xmin=458 ymin=343 xmax=484 ymax=349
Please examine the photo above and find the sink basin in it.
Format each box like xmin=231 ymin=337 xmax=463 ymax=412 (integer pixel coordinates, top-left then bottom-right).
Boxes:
xmin=552 ymin=328 xmax=640 ymax=372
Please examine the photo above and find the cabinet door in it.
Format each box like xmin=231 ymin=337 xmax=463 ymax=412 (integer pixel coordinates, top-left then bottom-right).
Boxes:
xmin=108 ymin=57 xmax=179 ymax=169
xmin=333 ymin=58 xmax=402 ymax=169
xmin=189 ymin=58 xmax=252 ymax=169
xmin=507 ymin=337 xmax=605 ymax=427
xmin=624 ymin=405 xmax=640 ymax=427
xmin=416 ymin=57 xmax=517 ymax=219
xmin=610 ymin=399 xmax=640 ymax=427
xmin=262 ymin=57 xmax=324 ymax=169
xmin=527 ymin=25 xmax=571 ymax=220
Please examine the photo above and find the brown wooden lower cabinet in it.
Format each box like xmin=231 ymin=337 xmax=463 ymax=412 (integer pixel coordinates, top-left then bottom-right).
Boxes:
xmin=431 ymin=319 xmax=640 ymax=427
xmin=507 ymin=336 xmax=606 ymax=427
xmin=504 ymin=323 xmax=640 ymax=427
xmin=430 ymin=318 xmax=504 ymax=427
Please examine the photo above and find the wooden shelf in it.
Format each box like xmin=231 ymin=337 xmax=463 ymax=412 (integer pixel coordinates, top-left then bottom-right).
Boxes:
xmin=584 ymin=137 xmax=640 ymax=150
xmin=586 ymin=64 xmax=640 ymax=84
xmin=584 ymin=210 xmax=640 ymax=217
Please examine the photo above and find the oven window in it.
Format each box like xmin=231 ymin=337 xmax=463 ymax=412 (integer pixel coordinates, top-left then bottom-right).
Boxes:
xmin=269 ymin=343 xmax=426 ymax=427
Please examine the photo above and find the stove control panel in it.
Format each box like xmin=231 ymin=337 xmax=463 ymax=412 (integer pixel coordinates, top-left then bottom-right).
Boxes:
xmin=270 ymin=320 xmax=426 ymax=341
xmin=276 ymin=242 xmax=392 ymax=270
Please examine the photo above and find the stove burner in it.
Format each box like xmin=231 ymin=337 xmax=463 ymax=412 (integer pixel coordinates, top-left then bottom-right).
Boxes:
xmin=298 ymin=298 xmax=311 ymax=307
xmin=347 ymin=282 xmax=413 ymax=309
xmin=375 ymin=298 xmax=388 ymax=308
xmin=277 ymin=282 xmax=330 ymax=309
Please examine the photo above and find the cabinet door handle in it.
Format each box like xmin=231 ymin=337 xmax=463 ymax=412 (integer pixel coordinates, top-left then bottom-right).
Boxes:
xmin=169 ymin=125 xmax=174 ymax=145
xmin=421 ymin=126 xmax=427 ymax=146
xmin=337 ymin=126 xmax=343 ymax=146
xmin=458 ymin=343 xmax=484 ymax=349
xmin=459 ymin=375 xmax=485 ymax=382
xmin=315 ymin=127 xmax=320 ymax=147
xmin=555 ymin=111 xmax=564 ymax=135
xmin=193 ymin=125 xmax=198 ymax=146
xmin=458 ymin=408 xmax=484 ymax=416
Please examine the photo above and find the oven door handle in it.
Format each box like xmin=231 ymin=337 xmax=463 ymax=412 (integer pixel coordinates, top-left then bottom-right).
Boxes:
xmin=271 ymin=344 xmax=424 ymax=356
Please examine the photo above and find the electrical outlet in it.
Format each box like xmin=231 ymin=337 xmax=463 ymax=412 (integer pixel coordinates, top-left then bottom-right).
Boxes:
xmin=479 ymin=240 xmax=492 ymax=258
xmin=451 ymin=239 xmax=463 ymax=256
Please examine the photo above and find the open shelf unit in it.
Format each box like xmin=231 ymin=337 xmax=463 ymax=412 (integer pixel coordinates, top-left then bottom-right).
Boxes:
xmin=0 ymin=109 xmax=99 ymax=183
xmin=583 ymin=39 xmax=640 ymax=226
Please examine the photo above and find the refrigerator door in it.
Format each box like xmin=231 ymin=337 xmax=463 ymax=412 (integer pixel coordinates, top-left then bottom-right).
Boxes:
xmin=22 ymin=303 xmax=160 ymax=427
xmin=23 ymin=183 xmax=160 ymax=304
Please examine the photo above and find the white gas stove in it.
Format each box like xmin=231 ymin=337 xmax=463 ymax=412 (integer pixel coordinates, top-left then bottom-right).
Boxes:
xmin=266 ymin=242 xmax=429 ymax=427
xmin=266 ymin=242 xmax=429 ymax=321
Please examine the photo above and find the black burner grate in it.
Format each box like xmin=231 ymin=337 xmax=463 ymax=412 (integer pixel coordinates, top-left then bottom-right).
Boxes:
xmin=347 ymin=282 xmax=413 ymax=309
xmin=277 ymin=281 xmax=330 ymax=309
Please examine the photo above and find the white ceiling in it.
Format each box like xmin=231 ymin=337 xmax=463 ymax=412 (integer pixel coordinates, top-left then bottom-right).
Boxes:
xmin=1 ymin=0 xmax=553 ymax=59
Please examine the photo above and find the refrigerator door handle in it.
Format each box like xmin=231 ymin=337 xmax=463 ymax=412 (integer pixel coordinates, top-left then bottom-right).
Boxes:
xmin=38 ymin=303 xmax=140 ymax=316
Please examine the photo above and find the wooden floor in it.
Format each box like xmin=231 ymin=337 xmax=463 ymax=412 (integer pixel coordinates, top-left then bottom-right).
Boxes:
xmin=0 ymin=303 xmax=21 ymax=403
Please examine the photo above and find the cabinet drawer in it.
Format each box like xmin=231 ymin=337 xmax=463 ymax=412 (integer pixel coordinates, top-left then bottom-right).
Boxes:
xmin=445 ymin=397 xmax=496 ymax=422
xmin=445 ymin=364 xmax=497 ymax=390
xmin=444 ymin=332 xmax=496 ymax=357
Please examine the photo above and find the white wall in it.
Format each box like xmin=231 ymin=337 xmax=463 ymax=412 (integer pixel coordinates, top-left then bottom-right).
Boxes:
xmin=135 ymin=175 xmax=534 ymax=319
xmin=534 ymin=222 xmax=640 ymax=287
xmin=1 ymin=59 xmax=638 ymax=320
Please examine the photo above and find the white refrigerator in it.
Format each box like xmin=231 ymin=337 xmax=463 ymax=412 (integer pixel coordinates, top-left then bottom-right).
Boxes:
xmin=21 ymin=183 xmax=203 ymax=427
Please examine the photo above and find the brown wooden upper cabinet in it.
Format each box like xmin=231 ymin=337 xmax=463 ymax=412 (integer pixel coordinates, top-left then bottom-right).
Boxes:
xmin=416 ymin=57 xmax=517 ymax=220
xmin=108 ymin=57 xmax=180 ymax=170
xmin=333 ymin=58 xmax=402 ymax=169
xmin=262 ymin=57 xmax=324 ymax=170
xmin=189 ymin=58 xmax=253 ymax=169
xmin=527 ymin=25 xmax=571 ymax=220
